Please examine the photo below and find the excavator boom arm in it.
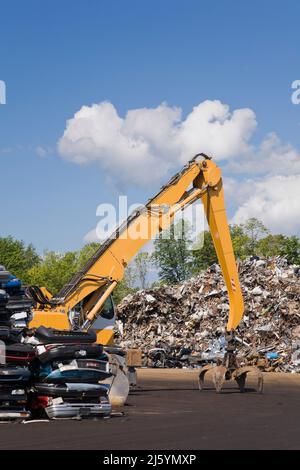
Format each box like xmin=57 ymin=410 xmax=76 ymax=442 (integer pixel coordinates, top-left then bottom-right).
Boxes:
xmin=31 ymin=154 xmax=244 ymax=333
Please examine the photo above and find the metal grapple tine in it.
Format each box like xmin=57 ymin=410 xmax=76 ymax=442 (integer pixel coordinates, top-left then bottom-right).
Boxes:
xmin=257 ymin=370 xmax=264 ymax=394
xmin=234 ymin=366 xmax=264 ymax=394
xmin=212 ymin=365 xmax=227 ymax=393
xmin=234 ymin=372 xmax=247 ymax=392
xmin=198 ymin=364 xmax=214 ymax=391
xmin=197 ymin=333 xmax=264 ymax=394
xmin=199 ymin=364 xmax=228 ymax=393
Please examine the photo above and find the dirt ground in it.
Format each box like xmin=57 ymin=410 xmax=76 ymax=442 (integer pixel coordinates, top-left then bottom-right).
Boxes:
xmin=0 ymin=368 xmax=300 ymax=450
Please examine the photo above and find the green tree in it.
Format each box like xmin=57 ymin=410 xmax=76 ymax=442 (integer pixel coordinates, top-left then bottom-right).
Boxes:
xmin=153 ymin=220 xmax=193 ymax=284
xmin=242 ymin=218 xmax=269 ymax=255
xmin=191 ymin=219 xmax=270 ymax=272
xmin=133 ymin=252 xmax=151 ymax=289
xmin=253 ymin=232 xmax=300 ymax=264
xmin=0 ymin=236 xmax=40 ymax=281
xmin=257 ymin=234 xmax=287 ymax=258
xmin=76 ymin=242 xmax=100 ymax=269
xmin=113 ymin=265 xmax=137 ymax=305
xmin=280 ymin=235 xmax=300 ymax=264
xmin=26 ymin=250 xmax=78 ymax=294
xmin=192 ymin=231 xmax=217 ymax=272
xmin=230 ymin=224 xmax=250 ymax=259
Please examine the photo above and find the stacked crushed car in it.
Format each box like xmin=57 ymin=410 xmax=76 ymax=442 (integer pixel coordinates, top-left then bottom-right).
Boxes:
xmin=0 ymin=266 xmax=112 ymax=421
xmin=116 ymin=257 xmax=300 ymax=372
xmin=0 ymin=266 xmax=33 ymax=420
xmin=26 ymin=327 xmax=112 ymax=420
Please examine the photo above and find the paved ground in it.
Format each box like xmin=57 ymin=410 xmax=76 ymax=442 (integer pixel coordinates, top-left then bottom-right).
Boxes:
xmin=0 ymin=369 xmax=300 ymax=450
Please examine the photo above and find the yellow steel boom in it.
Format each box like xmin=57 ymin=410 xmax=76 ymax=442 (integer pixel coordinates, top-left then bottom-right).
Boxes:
xmin=29 ymin=154 xmax=244 ymax=342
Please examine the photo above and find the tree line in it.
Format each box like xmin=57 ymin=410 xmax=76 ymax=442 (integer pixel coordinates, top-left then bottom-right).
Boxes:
xmin=1 ymin=218 xmax=300 ymax=304
xmin=153 ymin=217 xmax=300 ymax=284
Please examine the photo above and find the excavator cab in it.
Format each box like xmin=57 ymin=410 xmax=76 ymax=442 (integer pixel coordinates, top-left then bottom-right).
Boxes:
xmin=70 ymin=293 xmax=116 ymax=345
xmin=29 ymin=286 xmax=116 ymax=345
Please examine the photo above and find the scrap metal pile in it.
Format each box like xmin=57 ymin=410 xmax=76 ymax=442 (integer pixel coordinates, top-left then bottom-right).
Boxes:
xmin=116 ymin=257 xmax=300 ymax=372
xmin=0 ymin=266 xmax=112 ymax=422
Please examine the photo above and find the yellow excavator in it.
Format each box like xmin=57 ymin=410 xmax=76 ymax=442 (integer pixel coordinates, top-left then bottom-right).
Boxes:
xmin=27 ymin=153 xmax=263 ymax=399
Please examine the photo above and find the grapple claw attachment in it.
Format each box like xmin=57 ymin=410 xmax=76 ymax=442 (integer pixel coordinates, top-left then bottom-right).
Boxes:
xmin=198 ymin=363 xmax=264 ymax=393
xmin=212 ymin=365 xmax=227 ymax=393
xmin=198 ymin=364 xmax=214 ymax=391
xmin=198 ymin=364 xmax=227 ymax=393
xmin=233 ymin=366 xmax=264 ymax=394
xmin=197 ymin=334 xmax=264 ymax=393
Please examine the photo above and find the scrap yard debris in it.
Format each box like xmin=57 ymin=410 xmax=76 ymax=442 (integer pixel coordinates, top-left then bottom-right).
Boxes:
xmin=116 ymin=257 xmax=300 ymax=372
xmin=0 ymin=266 xmax=112 ymax=422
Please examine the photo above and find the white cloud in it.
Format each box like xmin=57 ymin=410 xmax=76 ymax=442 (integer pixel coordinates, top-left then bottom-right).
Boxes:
xmin=58 ymin=102 xmax=176 ymax=186
xmin=177 ymin=100 xmax=256 ymax=162
xmin=58 ymin=100 xmax=257 ymax=186
xmin=36 ymin=146 xmax=48 ymax=158
xmin=227 ymin=132 xmax=300 ymax=176
xmin=0 ymin=147 xmax=13 ymax=155
xmin=36 ymin=146 xmax=53 ymax=158
xmin=231 ymin=174 xmax=300 ymax=235
xmin=84 ymin=228 xmax=101 ymax=243
xmin=58 ymin=99 xmax=300 ymax=237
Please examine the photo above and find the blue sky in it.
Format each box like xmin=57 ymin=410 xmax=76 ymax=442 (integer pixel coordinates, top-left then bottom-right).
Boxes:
xmin=0 ymin=0 xmax=300 ymax=253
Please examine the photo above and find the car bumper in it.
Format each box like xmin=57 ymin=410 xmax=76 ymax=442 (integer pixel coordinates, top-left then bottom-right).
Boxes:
xmin=0 ymin=410 xmax=31 ymax=420
xmin=45 ymin=402 xmax=111 ymax=419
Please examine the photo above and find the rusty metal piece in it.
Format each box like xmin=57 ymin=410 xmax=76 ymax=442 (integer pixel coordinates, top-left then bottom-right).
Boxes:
xmin=198 ymin=364 xmax=214 ymax=390
xmin=198 ymin=364 xmax=227 ymax=393
xmin=212 ymin=365 xmax=227 ymax=393
xmin=233 ymin=366 xmax=264 ymax=393
xmin=198 ymin=364 xmax=228 ymax=393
